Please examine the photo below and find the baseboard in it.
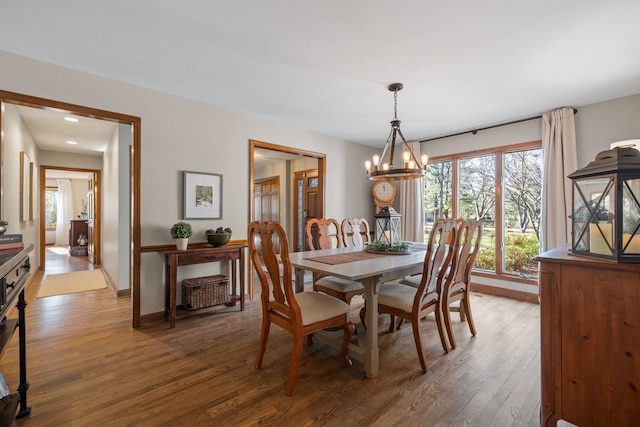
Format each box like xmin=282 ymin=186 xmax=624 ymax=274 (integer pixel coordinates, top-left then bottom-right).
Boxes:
xmin=472 ymin=283 xmax=539 ymax=304
xmin=140 ymin=311 xmax=165 ymax=326
xmin=117 ymin=288 xmax=131 ymax=298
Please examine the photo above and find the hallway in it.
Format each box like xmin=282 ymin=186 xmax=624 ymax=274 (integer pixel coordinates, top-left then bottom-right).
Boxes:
xmin=44 ymin=244 xmax=94 ymax=275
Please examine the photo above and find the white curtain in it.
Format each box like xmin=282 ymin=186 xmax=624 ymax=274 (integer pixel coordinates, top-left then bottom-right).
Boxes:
xmin=398 ymin=141 xmax=425 ymax=242
xmin=541 ymin=108 xmax=578 ymax=252
xmin=55 ymin=179 xmax=74 ymax=246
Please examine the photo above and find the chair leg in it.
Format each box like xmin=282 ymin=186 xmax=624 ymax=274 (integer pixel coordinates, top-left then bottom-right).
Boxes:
xmin=396 ymin=317 xmax=405 ymax=330
xmin=341 ymin=322 xmax=355 ymax=367
xmin=434 ymin=303 xmax=449 ymax=354
xmin=459 ymin=302 xmax=467 ymax=321
xmin=411 ymin=317 xmax=428 ymax=373
xmin=255 ymin=319 xmax=271 ymax=369
xmin=388 ymin=315 xmax=396 ymax=332
xmin=443 ymin=301 xmax=456 ymax=350
xmin=287 ymin=332 xmax=304 ymax=395
xmin=462 ymin=295 xmax=476 ymax=336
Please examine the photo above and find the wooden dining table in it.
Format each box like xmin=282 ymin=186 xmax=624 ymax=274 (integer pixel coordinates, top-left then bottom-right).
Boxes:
xmin=288 ymin=245 xmax=427 ymax=378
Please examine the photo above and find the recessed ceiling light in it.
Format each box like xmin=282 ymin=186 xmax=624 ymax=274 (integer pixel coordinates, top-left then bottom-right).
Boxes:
xmin=64 ymin=117 xmax=79 ymax=123
xmin=66 ymin=140 xmax=78 ymax=145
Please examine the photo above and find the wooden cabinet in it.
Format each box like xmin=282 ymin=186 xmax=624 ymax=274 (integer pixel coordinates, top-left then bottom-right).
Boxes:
xmin=0 ymin=244 xmax=33 ymax=425
xmin=68 ymin=220 xmax=88 ymax=256
xmin=537 ymin=246 xmax=640 ymax=426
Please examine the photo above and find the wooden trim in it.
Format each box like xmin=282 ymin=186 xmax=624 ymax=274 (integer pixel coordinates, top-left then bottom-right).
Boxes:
xmin=117 ymin=288 xmax=131 ymax=298
xmin=0 ymin=90 xmax=142 ymax=328
xmin=472 ymin=282 xmax=539 ymax=304
xmin=38 ymin=165 xmax=102 ymax=270
xmin=428 ymin=140 xmax=542 ymax=163
xmin=473 ymin=270 xmax=538 ymax=286
xmin=139 ymin=311 xmax=165 ymax=327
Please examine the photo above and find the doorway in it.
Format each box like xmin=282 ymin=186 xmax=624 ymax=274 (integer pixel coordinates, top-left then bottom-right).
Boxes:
xmin=40 ymin=166 xmax=101 ymax=272
xmin=0 ymin=90 xmax=142 ymax=327
xmin=293 ymin=169 xmax=321 ymax=252
xmin=249 ymin=139 xmax=326 ymax=299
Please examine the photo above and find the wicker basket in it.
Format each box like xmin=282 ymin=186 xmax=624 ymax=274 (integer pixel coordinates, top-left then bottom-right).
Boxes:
xmin=182 ymin=275 xmax=229 ymax=310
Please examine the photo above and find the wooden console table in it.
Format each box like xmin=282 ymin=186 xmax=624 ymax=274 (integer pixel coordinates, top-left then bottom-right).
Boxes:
xmin=537 ymin=245 xmax=640 ymax=426
xmin=163 ymin=244 xmax=246 ymax=328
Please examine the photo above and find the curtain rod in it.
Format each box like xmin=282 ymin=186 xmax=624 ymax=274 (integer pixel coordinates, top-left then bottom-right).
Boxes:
xmin=419 ymin=108 xmax=578 ymax=143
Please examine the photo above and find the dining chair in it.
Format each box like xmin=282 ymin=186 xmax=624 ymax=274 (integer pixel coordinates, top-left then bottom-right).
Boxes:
xmin=249 ymin=221 xmax=355 ymax=395
xmin=441 ymin=220 xmax=483 ymax=349
xmin=341 ymin=217 xmax=371 ymax=247
xmin=305 ymin=218 xmax=365 ymax=304
xmin=362 ymin=218 xmax=459 ymax=372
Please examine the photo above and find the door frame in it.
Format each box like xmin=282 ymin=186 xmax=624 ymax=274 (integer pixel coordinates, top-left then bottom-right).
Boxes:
xmin=40 ymin=166 xmax=101 ymax=267
xmin=249 ymin=139 xmax=326 ymax=299
xmin=0 ymin=90 xmax=142 ymax=328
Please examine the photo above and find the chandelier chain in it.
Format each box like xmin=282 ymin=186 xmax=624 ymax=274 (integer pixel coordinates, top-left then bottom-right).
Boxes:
xmin=393 ymin=91 xmax=398 ymax=120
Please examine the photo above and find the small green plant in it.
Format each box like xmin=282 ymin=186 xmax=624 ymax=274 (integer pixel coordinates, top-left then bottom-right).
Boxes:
xmin=170 ymin=221 xmax=192 ymax=239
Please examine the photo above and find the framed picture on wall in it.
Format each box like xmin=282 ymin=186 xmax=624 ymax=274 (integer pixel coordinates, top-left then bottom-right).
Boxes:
xmin=183 ymin=171 xmax=222 ymax=219
xmin=20 ymin=151 xmax=30 ymax=222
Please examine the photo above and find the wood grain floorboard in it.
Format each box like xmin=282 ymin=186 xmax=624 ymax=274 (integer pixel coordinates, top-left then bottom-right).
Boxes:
xmin=0 ymin=251 xmax=541 ymax=426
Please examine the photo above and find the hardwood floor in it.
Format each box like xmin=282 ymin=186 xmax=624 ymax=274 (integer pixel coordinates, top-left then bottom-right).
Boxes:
xmin=0 ymin=259 xmax=541 ymax=426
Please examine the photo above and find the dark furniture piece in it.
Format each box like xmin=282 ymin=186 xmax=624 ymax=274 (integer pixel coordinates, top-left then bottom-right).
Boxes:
xmin=163 ymin=244 xmax=246 ymax=328
xmin=68 ymin=219 xmax=88 ymax=257
xmin=0 ymin=244 xmax=33 ymax=425
xmin=537 ymin=245 xmax=640 ymax=426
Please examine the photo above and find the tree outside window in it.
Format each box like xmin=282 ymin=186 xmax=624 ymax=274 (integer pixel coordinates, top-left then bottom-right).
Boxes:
xmin=423 ymin=143 xmax=542 ymax=280
xmin=45 ymin=188 xmax=58 ymax=229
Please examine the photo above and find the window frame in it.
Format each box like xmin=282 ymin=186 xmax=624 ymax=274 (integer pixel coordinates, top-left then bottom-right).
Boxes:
xmin=426 ymin=140 xmax=541 ymax=285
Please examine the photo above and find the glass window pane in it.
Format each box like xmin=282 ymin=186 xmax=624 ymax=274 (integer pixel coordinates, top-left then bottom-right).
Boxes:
xmin=504 ymin=149 xmax=542 ymax=278
xmin=459 ymin=154 xmax=496 ymax=272
xmin=45 ymin=189 xmax=58 ymax=228
xmin=423 ymin=160 xmax=452 ymax=241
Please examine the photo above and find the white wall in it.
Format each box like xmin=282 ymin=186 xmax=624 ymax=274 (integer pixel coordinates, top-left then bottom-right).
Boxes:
xmin=0 ymin=50 xmax=375 ymax=316
xmin=101 ymin=126 xmax=120 ymax=289
xmin=2 ymin=103 xmax=40 ymax=268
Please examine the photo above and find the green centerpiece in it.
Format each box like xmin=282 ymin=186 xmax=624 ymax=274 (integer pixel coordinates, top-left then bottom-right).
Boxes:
xmin=366 ymin=240 xmax=412 ymax=255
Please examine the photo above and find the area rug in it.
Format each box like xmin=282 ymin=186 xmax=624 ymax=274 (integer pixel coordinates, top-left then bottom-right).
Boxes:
xmin=37 ymin=269 xmax=108 ymax=298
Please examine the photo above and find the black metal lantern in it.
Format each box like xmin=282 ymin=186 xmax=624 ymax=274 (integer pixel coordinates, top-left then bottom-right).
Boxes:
xmin=374 ymin=207 xmax=402 ymax=246
xmin=568 ymin=147 xmax=640 ymax=262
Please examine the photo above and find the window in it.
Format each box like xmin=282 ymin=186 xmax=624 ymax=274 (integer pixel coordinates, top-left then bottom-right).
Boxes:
xmin=423 ymin=142 xmax=542 ymax=280
xmin=45 ymin=187 xmax=58 ymax=229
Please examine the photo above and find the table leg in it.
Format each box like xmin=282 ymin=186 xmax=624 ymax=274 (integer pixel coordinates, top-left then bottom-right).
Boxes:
xmin=294 ymin=267 xmax=305 ymax=293
xmin=230 ymin=256 xmax=237 ymax=305
xmin=362 ymin=276 xmax=380 ymax=379
xmin=169 ymin=254 xmax=178 ymax=329
xmin=239 ymin=249 xmax=245 ymax=311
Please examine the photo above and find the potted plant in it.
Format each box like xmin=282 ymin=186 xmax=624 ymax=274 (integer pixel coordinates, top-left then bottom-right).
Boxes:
xmin=170 ymin=221 xmax=192 ymax=250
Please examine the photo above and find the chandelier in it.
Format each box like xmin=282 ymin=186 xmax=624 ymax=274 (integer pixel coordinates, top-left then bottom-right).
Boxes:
xmin=365 ymin=83 xmax=428 ymax=181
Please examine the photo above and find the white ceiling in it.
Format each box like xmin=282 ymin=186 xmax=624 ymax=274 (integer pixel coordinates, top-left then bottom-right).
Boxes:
xmin=15 ymin=106 xmax=116 ymax=157
xmin=2 ymin=1 xmax=640 ymax=149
